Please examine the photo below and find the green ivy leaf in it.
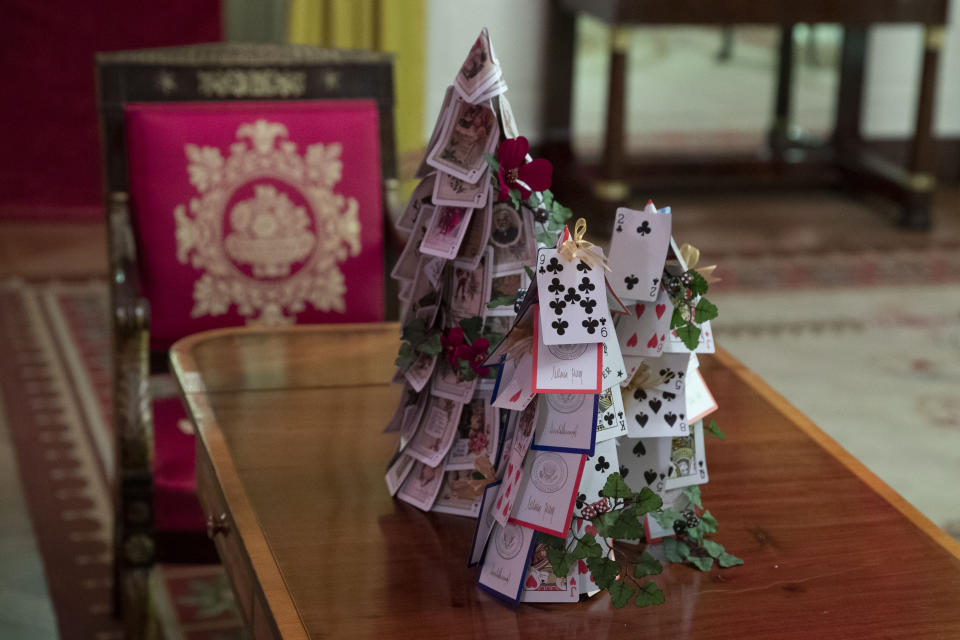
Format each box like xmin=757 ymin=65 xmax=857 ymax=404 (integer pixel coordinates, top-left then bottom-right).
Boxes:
xmin=573 ymin=535 xmax=604 ymax=559
xmin=689 ymin=555 xmax=714 ymax=572
xmin=417 ymin=333 xmax=442 ymax=355
xmin=675 ymin=324 xmax=701 ymax=351
xmin=705 ymin=419 xmax=726 ymax=440
xmin=592 ymin=510 xmax=619 ymax=538
xmin=600 ymin=473 xmax=632 ymax=499
xmin=607 ymin=506 xmax=644 ymax=540
xmin=685 ymin=522 xmax=704 ymax=543
xmin=586 ymin=557 xmax=620 ymax=590
xmin=547 ymin=547 xmax=572 ymax=578
xmin=718 ymin=552 xmax=744 ymax=568
xmin=633 ymin=486 xmax=663 ymax=515
xmin=662 ymin=537 xmax=690 ymax=563
xmin=401 ymin=318 xmax=427 ymax=343
xmin=458 ymin=316 xmax=483 ymax=342
xmin=394 ymin=343 xmax=415 ymax=367
xmin=607 ymin=580 xmax=634 ymax=609
xmin=702 ymin=539 xmax=725 ymax=558
xmin=652 ymin=507 xmax=682 ymax=530
xmin=633 ymin=551 xmax=663 ymax=578
xmin=535 ymin=228 xmax=556 ymax=247
xmin=523 ymin=265 xmax=535 ymax=279
xmin=541 ymin=189 xmax=555 ymax=208
xmin=682 ymin=485 xmax=702 ymax=510
xmin=634 ymin=581 xmax=665 ymax=607
xmin=670 ymin=306 xmax=685 ymax=330
xmin=483 ymin=152 xmax=499 ymax=174
xmin=486 ymin=294 xmax=516 ymax=310
xmin=509 ymin=190 xmax=522 ymax=211
xmin=688 ymin=270 xmax=709 ymax=296
xmin=694 ymin=297 xmax=718 ymax=324
xmin=471 ymin=471 xmax=485 ymax=480
xmin=699 ymin=510 xmax=718 ymax=534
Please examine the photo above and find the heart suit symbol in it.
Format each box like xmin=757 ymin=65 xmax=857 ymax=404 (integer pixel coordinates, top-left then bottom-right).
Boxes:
xmin=627 ymin=333 xmax=638 ymax=348
xmin=510 ymin=389 xmax=522 ymax=402
xmin=635 ymin=303 xmax=645 ymax=318
xmin=646 ymin=333 xmax=659 ymax=349
xmin=655 ymin=304 xmax=666 ymax=319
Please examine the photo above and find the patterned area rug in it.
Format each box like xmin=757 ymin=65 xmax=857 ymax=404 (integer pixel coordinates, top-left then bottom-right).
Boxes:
xmin=0 ymin=279 xmax=241 ymax=640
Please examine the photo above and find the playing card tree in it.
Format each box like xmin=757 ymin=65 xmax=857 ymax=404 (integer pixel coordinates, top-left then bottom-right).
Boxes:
xmin=384 ymin=28 xmax=572 ymax=518
xmin=385 ymin=28 xmax=740 ymax=609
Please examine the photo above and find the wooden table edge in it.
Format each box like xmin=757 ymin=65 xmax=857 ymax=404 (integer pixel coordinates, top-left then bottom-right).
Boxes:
xmin=170 ymin=335 xmax=311 ymax=640
xmin=714 ymin=347 xmax=960 ymax=561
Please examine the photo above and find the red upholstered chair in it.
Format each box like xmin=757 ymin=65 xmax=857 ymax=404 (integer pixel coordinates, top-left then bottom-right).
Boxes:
xmin=96 ymin=43 xmax=395 ymax=637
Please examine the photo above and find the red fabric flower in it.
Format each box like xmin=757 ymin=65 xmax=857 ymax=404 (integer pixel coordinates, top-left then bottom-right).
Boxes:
xmin=455 ymin=337 xmax=491 ymax=377
xmin=441 ymin=327 xmax=465 ymax=368
xmin=496 ymin=136 xmax=552 ymax=202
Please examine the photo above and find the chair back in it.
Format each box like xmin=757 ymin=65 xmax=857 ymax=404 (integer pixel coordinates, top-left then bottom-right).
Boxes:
xmin=97 ymin=43 xmax=395 ymax=349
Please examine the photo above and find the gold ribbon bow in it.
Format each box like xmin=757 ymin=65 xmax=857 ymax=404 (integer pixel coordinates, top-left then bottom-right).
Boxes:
xmin=623 ymin=361 xmax=668 ymax=393
xmin=678 ymin=242 xmax=720 ymax=285
xmin=558 ymin=218 xmax=610 ymax=271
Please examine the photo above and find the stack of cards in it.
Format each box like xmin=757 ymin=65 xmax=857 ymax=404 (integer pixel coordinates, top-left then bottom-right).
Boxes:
xmin=386 ymin=28 xmax=532 ymax=523
xmin=386 ymin=28 xmax=726 ymax=607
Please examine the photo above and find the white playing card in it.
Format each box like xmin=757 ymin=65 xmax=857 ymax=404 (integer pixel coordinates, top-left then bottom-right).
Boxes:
xmin=491 ymin=352 xmax=536 ymax=412
xmin=663 ymin=319 xmax=716 ymax=354
xmin=431 ymin=470 xmax=483 ymax=517
xmin=419 ymin=205 xmax=475 ymax=260
xmin=606 ymin=276 xmax=630 ymax=315
xmin=486 ymin=269 xmax=529 ymax=317
xmin=624 ymin=385 xmax=688 ymax=438
xmin=448 ymin=252 xmax=490 ymax=323
xmin=574 ymin=438 xmax=619 ymax=517
xmin=535 ymin=246 xmax=610 ymax=345
xmin=490 ymin=202 xmax=536 ymax=274
xmin=399 ymin=390 xmax=428 ymax=447
xmin=453 ymin=28 xmax=502 ymax=104
xmin=469 ymin=480 xmax=502 ymax=566
xmin=452 ymin=199 xmax=492 ymax=270
xmin=403 ymin=351 xmax=437 ymax=393
xmin=396 ymin=174 xmax=435 ymax=232
xmin=595 ymin=385 xmax=628 ymax=442
xmin=491 ymin=400 xmax=537 ymax=526
xmin=478 ymin=522 xmax=536 ymax=602
xmin=405 ymin=397 xmax=464 ymax=468
xmin=600 ymin=309 xmax=627 ymax=390
xmin=497 ymin=93 xmax=520 ymax=139
xmin=664 ymin=421 xmax=709 ymax=490
xmin=431 ymin=356 xmax=478 ymax=404
xmin=607 ymin=204 xmax=672 ymax=302
xmin=532 ymin=307 xmax=602 ymax=394
xmin=617 ymin=436 xmax=672 ymax=496
xmin=384 ymin=451 xmax=415 ymax=497
xmin=620 ymin=352 xmax=690 ymax=394
xmin=426 ymin=95 xmax=499 ymax=183
xmin=686 ymin=367 xmax=718 ymax=424
xmin=391 ymin=203 xmax=432 ymax=282
xmin=617 ymin=286 xmax=673 ymax=357
xmin=509 ymin=450 xmax=586 ymax=537
xmin=446 ymin=395 xmax=499 ymax=471
xmin=433 ymin=169 xmax=490 ymax=210
xmin=531 ymin=392 xmax=598 ymax=455
xmin=396 ymin=460 xmax=446 ymax=511
xmin=520 ymin=538 xmax=579 ymax=602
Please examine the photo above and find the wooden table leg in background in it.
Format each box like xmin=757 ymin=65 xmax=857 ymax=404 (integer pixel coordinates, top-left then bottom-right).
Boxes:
xmin=769 ymin=24 xmax=796 ymax=158
xmin=900 ymin=24 xmax=943 ymax=229
xmin=834 ymin=26 xmax=866 ymax=155
xmin=541 ymin=1 xmax=577 ymax=163
xmin=597 ymin=26 xmax=631 ymax=202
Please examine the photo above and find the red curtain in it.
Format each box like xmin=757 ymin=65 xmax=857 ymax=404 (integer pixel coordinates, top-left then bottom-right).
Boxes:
xmin=0 ymin=0 xmax=221 ymax=221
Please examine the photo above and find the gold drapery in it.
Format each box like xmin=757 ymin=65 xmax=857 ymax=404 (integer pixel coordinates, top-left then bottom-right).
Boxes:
xmin=288 ymin=0 xmax=425 ymax=186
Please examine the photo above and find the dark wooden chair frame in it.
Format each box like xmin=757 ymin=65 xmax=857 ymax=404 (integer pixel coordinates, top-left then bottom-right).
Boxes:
xmin=96 ymin=42 xmax=396 ymax=639
xmin=543 ymin=0 xmax=949 ymax=229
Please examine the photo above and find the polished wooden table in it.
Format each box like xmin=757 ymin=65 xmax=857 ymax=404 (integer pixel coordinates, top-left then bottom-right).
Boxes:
xmin=171 ymin=324 xmax=960 ymax=639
